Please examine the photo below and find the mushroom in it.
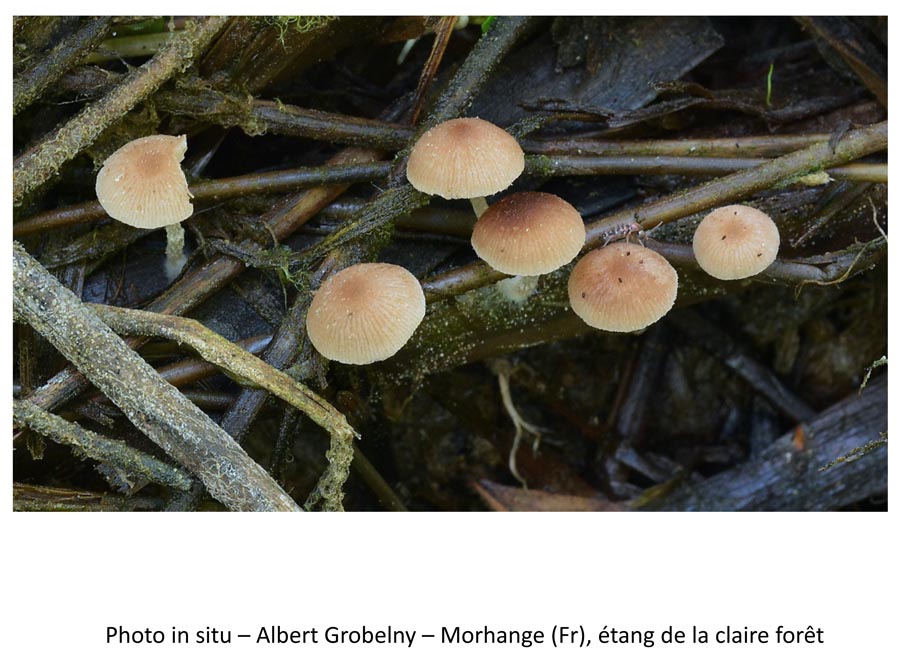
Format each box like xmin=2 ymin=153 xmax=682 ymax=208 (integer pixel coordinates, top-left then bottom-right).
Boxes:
xmin=406 ymin=117 xmax=525 ymax=217
xmin=95 ymin=134 xmax=193 ymax=279
xmin=305 ymin=263 xmax=426 ymax=365
xmin=471 ymin=191 xmax=586 ymax=276
xmin=692 ymin=204 xmax=780 ymax=280
xmin=567 ymin=243 xmax=678 ymax=333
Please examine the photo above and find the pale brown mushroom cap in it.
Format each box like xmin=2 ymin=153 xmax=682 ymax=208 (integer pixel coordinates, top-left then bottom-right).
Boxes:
xmin=692 ymin=204 xmax=780 ymax=280
xmin=471 ymin=192 xmax=586 ymax=276
xmin=306 ymin=263 xmax=426 ymax=365
xmin=406 ymin=118 xmax=525 ymax=199
xmin=568 ymin=244 xmax=678 ymax=333
xmin=95 ymin=134 xmax=193 ymax=229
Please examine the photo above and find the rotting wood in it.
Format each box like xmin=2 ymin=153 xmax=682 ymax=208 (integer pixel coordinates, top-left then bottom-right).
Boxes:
xmin=639 ymin=376 xmax=887 ymax=511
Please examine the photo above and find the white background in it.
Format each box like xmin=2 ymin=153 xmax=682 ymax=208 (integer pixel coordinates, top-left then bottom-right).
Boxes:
xmin=4 ymin=3 xmax=896 ymax=663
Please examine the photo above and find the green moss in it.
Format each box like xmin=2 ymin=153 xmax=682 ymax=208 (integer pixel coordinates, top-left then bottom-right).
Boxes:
xmin=527 ymin=154 xmax=557 ymax=178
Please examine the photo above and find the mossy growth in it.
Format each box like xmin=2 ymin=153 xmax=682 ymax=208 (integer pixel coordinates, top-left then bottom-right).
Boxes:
xmin=264 ymin=17 xmax=339 ymax=47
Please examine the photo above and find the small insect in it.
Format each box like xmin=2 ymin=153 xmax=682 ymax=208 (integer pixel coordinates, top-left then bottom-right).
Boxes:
xmin=602 ymin=221 xmax=642 ymax=246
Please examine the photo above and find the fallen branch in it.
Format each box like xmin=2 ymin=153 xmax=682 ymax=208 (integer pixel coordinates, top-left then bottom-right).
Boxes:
xmin=14 ymin=242 xmax=299 ymax=512
xmin=13 ymin=399 xmax=193 ymax=492
xmin=88 ymin=303 xmax=357 ymax=512
xmin=526 ymin=155 xmax=885 ymax=182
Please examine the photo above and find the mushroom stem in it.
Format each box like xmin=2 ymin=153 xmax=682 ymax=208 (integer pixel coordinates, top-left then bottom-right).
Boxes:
xmin=470 ymin=196 xmax=489 ymax=219
xmin=164 ymin=223 xmax=186 ymax=280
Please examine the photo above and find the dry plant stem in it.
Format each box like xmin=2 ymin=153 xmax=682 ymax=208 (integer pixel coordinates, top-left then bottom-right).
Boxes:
xmin=295 ymin=185 xmax=431 ymax=268
xmin=13 ymin=17 xmax=112 ymax=116
xmin=90 ymin=334 xmax=272 ymax=405
xmin=350 ymin=446 xmax=409 ymax=512
xmin=649 ymin=238 xmax=887 ymax=285
xmin=526 ymin=155 xmax=886 ymax=182
xmin=796 ymin=17 xmax=887 ymax=107
xmin=14 ymin=161 xmax=392 ymax=237
xmin=14 ymin=483 xmax=166 ymax=512
xmin=13 ymin=399 xmax=193 ymax=492
xmin=522 ymin=133 xmax=833 ymax=158
xmin=407 ymin=16 xmax=457 ymax=125
xmin=26 ymin=147 xmax=381 ymax=414
xmin=220 ymin=288 xmax=314 ymax=443
xmin=14 ymin=242 xmax=298 ymax=512
xmin=89 ymin=304 xmax=357 ymax=512
xmin=13 ymin=16 xmax=228 ymax=206
xmin=270 ymin=408 xmax=302 ymax=480
xmin=423 ymin=121 xmax=888 ymax=300
xmin=586 ymin=121 xmax=887 ymax=242
xmin=157 ymin=88 xmax=414 ymax=150
xmin=84 ymin=31 xmax=177 ymax=63
xmin=429 ymin=17 xmax=538 ymax=125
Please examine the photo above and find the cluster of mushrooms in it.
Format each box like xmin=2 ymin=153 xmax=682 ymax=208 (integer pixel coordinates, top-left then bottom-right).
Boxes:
xmin=94 ymin=120 xmax=781 ymax=366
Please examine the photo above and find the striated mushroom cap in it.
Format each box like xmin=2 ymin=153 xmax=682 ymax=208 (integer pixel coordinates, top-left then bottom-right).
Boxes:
xmin=568 ymin=243 xmax=678 ymax=333
xmin=471 ymin=192 xmax=585 ymax=276
xmin=95 ymin=134 xmax=193 ymax=229
xmin=692 ymin=204 xmax=780 ymax=280
xmin=306 ymin=263 xmax=426 ymax=365
xmin=406 ymin=118 xmax=524 ymax=199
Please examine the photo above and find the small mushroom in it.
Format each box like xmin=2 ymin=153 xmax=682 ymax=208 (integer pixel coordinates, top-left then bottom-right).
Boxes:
xmin=568 ymin=243 xmax=678 ymax=333
xmin=692 ymin=204 xmax=780 ymax=280
xmin=306 ymin=263 xmax=426 ymax=365
xmin=471 ymin=191 xmax=586 ymax=276
xmin=406 ymin=117 xmax=524 ymax=217
xmin=95 ymin=134 xmax=193 ymax=279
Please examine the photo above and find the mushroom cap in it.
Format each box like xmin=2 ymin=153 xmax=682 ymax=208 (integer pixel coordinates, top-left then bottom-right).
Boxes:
xmin=95 ymin=134 xmax=193 ymax=229
xmin=568 ymin=243 xmax=678 ymax=333
xmin=306 ymin=263 xmax=426 ymax=365
xmin=692 ymin=204 xmax=780 ymax=280
xmin=406 ymin=117 xmax=525 ymax=199
xmin=471 ymin=192 xmax=586 ymax=276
